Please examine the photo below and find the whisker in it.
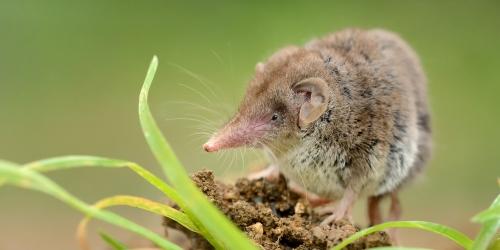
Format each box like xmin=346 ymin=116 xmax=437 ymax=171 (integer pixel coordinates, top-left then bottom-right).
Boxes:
xmin=168 ymin=62 xmax=218 ymax=99
xmin=238 ymin=147 xmax=245 ymax=173
xmin=210 ymin=49 xmax=226 ymax=67
xmin=166 ymin=100 xmax=223 ymax=116
xmin=175 ymin=82 xmax=214 ymax=105
xmin=164 ymin=117 xmax=211 ymax=124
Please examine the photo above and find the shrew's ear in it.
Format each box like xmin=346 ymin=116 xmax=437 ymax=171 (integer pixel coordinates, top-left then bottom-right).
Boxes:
xmin=292 ymin=77 xmax=330 ymax=129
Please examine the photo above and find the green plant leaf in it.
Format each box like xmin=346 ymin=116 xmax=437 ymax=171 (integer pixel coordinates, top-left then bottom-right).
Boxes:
xmin=470 ymin=194 xmax=500 ymax=250
xmin=370 ymin=248 xmax=433 ymax=250
xmin=0 ymin=162 xmax=182 ymax=250
xmin=99 ymin=232 xmax=129 ymax=250
xmin=78 ymin=195 xmax=198 ymax=249
xmin=1 ymin=156 xmax=202 ymax=249
xmin=331 ymin=221 xmax=473 ymax=250
xmin=472 ymin=206 xmax=500 ymax=223
xmin=15 ymin=155 xmax=186 ymax=210
xmin=138 ymin=56 xmax=257 ymax=250
xmin=77 ymin=194 xmax=198 ymax=248
xmin=0 ymin=159 xmax=18 ymax=166
xmin=488 ymin=236 xmax=500 ymax=250
xmin=0 ymin=160 xmax=21 ymax=185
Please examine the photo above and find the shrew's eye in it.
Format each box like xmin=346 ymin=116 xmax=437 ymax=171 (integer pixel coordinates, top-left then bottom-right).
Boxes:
xmin=271 ymin=113 xmax=279 ymax=121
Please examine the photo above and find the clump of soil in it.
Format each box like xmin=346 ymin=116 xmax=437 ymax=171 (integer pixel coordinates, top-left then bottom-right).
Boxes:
xmin=163 ymin=170 xmax=391 ymax=249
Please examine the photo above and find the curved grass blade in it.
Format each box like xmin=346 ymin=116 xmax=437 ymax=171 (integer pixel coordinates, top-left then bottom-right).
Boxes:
xmin=77 ymin=195 xmax=198 ymax=249
xmin=139 ymin=56 xmax=257 ymax=249
xmin=0 ymin=159 xmax=20 ymax=185
xmin=93 ymin=195 xmax=198 ymax=232
xmin=331 ymin=221 xmax=473 ymax=250
xmin=472 ymin=206 xmax=500 ymax=223
xmin=470 ymin=194 xmax=500 ymax=250
xmin=370 ymin=248 xmax=432 ymax=250
xmin=0 ymin=162 xmax=182 ymax=250
xmin=19 ymin=155 xmax=186 ymax=210
xmin=77 ymin=195 xmax=198 ymax=250
xmin=488 ymin=237 xmax=500 ymax=250
xmin=99 ymin=232 xmax=128 ymax=250
xmin=0 ymin=159 xmax=18 ymax=166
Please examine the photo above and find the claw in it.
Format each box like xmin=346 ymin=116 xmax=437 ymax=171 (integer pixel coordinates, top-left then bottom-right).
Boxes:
xmin=319 ymin=208 xmax=354 ymax=225
xmin=318 ymin=188 xmax=357 ymax=225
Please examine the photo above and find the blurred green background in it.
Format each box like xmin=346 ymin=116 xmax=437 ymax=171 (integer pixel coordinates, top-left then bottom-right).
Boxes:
xmin=1 ymin=0 xmax=499 ymax=249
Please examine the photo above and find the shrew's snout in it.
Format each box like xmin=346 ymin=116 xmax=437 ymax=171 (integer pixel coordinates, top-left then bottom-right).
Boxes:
xmin=203 ymin=140 xmax=218 ymax=152
xmin=203 ymin=118 xmax=269 ymax=153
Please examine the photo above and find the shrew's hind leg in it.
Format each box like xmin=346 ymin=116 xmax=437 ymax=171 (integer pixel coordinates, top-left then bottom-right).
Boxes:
xmin=387 ymin=191 xmax=401 ymax=245
xmin=368 ymin=195 xmax=383 ymax=226
xmin=388 ymin=191 xmax=401 ymax=221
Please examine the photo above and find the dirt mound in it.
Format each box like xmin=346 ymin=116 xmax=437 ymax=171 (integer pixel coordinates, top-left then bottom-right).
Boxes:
xmin=163 ymin=170 xmax=391 ymax=249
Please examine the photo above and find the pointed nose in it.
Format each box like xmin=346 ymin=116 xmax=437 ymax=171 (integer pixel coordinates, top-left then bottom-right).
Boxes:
xmin=203 ymin=141 xmax=218 ymax=152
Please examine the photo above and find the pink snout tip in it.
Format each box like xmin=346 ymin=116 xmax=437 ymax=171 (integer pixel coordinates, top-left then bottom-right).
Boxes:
xmin=203 ymin=142 xmax=218 ymax=152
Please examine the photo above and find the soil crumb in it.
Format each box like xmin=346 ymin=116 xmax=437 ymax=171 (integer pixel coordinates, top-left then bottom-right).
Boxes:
xmin=163 ymin=170 xmax=391 ymax=249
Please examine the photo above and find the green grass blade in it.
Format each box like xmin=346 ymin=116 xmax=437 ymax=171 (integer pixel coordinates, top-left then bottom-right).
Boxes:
xmin=470 ymin=194 xmax=500 ymax=250
xmin=80 ymin=195 xmax=198 ymax=234
xmin=0 ymin=162 xmax=182 ymax=250
xmin=0 ymin=159 xmax=18 ymax=165
xmin=138 ymin=56 xmax=257 ymax=249
xmin=488 ymin=237 xmax=500 ymax=250
xmin=472 ymin=206 xmax=500 ymax=223
xmin=99 ymin=232 xmax=129 ymax=250
xmin=472 ymin=223 xmax=500 ymax=250
xmin=370 ymin=248 xmax=433 ymax=250
xmin=24 ymin=156 xmax=207 ymax=246
xmin=0 ymin=160 xmax=21 ymax=185
xmin=19 ymin=155 xmax=185 ymax=209
xmin=331 ymin=221 xmax=473 ymax=250
xmin=24 ymin=156 xmax=127 ymax=172
xmin=78 ymin=195 xmax=198 ymax=249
